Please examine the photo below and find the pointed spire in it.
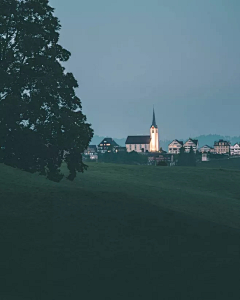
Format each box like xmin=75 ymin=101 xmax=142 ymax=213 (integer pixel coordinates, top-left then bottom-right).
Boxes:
xmin=152 ymin=107 xmax=157 ymax=127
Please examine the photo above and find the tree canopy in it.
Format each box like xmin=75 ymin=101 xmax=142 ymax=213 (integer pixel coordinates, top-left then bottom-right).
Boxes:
xmin=178 ymin=146 xmax=196 ymax=166
xmin=0 ymin=0 xmax=93 ymax=181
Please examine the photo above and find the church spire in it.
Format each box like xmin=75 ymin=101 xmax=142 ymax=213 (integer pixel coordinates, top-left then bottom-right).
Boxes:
xmin=150 ymin=107 xmax=159 ymax=152
xmin=152 ymin=107 xmax=157 ymax=128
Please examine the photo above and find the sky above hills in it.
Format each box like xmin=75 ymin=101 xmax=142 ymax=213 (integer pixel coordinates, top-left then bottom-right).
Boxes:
xmin=50 ymin=0 xmax=240 ymax=139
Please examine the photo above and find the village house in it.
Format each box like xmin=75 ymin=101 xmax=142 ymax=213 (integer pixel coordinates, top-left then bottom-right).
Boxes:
xmin=84 ymin=145 xmax=98 ymax=160
xmin=183 ymin=139 xmax=199 ymax=153
xmin=98 ymin=138 xmax=119 ymax=153
xmin=168 ymin=140 xmax=183 ymax=154
xmin=230 ymin=143 xmax=240 ymax=156
xmin=84 ymin=145 xmax=97 ymax=155
xmin=214 ymin=139 xmax=230 ymax=154
xmin=199 ymin=145 xmax=215 ymax=153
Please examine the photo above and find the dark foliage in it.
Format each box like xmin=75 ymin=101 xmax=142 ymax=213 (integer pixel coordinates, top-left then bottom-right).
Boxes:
xmin=209 ymin=153 xmax=230 ymax=160
xmin=0 ymin=0 xmax=93 ymax=181
xmin=157 ymin=161 xmax=168 ymax=166
xmin=98 ymin=151 xmax=148 ymax=165
xmin=178 ymin=146 xmax=196 ymax=166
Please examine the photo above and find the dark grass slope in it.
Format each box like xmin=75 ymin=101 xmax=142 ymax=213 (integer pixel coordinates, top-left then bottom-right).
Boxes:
xmin=200 ymin=156 xmax=240 ymax=170
xmin=1 ymin=162 xmax=240 ymax=299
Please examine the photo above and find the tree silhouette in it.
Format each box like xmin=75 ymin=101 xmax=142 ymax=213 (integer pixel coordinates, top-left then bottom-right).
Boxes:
xmin=0 ymin=0 xmax=93 ymax=181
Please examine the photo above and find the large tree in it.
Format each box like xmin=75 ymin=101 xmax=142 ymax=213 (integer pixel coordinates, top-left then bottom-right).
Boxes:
xmin=0 ymin=0 xmax=93 ymax=181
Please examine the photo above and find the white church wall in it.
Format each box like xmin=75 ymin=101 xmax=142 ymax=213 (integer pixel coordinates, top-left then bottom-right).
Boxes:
xmin=126 ymin=144 xmax=150 ymax=153
xmin=150 ymin=127 xmax=159 ymax=152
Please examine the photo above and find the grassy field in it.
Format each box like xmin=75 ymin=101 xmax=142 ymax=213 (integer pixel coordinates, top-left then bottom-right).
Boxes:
xmin=199 ymin=156 xmax=240 ymax=170
xmin=1 ymin=161 xmax=240 ymax=299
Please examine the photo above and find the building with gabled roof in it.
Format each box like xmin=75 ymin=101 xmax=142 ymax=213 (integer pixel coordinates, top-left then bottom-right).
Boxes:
xmin=230 ymin=143 xmax=240 ymax=155
xmin=84 ymin=145 xmax=98 ymax=160
xmin=125 ymin=109 xmax=159 ymax=153
xmin=183 ymin=138 xmax=199 ymax=153
xmin=125 ymin=135 xmax=151 ymax=152
xmin=84 ymin=145 xmax=97 ymax=154
xmin=98 ymin=138 xmax=119 ymax=153
xmin=168 ymin=140 xmax=183 ymax=154
xmin=199 ymin=145 xmax=214 ymax=153
xmin=214 ymin=139 xmax=230 ymax=154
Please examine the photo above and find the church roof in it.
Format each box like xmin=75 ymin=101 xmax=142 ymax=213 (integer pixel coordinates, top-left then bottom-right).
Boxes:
xmin=151 ymin=108 xmax=157 ymax=128
xmin=125 ymin=135 xmax=151 ymax=145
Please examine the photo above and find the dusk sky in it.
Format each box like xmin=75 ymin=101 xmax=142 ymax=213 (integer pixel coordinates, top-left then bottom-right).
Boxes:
xmin=50 ymin=0 xmax=240 ymax=139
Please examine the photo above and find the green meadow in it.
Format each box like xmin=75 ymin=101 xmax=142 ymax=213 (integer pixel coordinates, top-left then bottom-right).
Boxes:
xmin=1 ymin=160 xmax=240 ymax=299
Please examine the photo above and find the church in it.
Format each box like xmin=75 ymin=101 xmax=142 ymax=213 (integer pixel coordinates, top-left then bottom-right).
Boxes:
xmin=125 ymin=109 xmax=159 ymax=153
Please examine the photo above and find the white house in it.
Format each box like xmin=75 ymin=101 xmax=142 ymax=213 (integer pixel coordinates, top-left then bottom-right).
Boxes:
xmin=126 ymin=109 xmax=159 ymax=153
xmin=199 ymin=145 xmax=214 ymax=153
xmin=230 ymin=143 xmax=240 ymax=155
xmin=183 ymin=139 xmax=199 ymax=153
xmin=168 ymin=140 xmax=183 ymax=154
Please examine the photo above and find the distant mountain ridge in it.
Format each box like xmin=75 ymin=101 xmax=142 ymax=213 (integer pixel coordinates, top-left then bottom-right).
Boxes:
xmin=91 ymin=135 xmax=240 ymax=151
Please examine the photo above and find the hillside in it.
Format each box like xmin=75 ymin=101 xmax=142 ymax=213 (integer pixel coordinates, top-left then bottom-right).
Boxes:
xmin=1 ymin=163 xmax=240 ymax=299
xmin=200 ymin=157 xmax=240 ymax=170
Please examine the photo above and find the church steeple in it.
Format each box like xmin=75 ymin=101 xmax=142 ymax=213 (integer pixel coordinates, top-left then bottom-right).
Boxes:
xmin=152 ymin=107 xmax=157 ymax=128
xmin=150 ymin=107 xmax=159 ymax=152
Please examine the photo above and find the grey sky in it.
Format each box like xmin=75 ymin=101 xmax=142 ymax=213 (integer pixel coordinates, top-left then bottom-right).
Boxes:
xmin=50 ymin=0 xmax=240 ymax=139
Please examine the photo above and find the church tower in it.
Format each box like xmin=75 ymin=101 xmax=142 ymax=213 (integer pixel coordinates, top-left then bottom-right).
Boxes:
xmin=150 ymin=108 xmax=159 ymax=152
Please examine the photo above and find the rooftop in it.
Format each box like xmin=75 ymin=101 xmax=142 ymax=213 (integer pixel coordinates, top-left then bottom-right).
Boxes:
xmin=126 ymin=136 xmax=151 ymax=145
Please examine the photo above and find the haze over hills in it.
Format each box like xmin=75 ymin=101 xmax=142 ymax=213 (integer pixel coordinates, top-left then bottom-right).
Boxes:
xmin=91 ymin=134 xmax=240 ymax=151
